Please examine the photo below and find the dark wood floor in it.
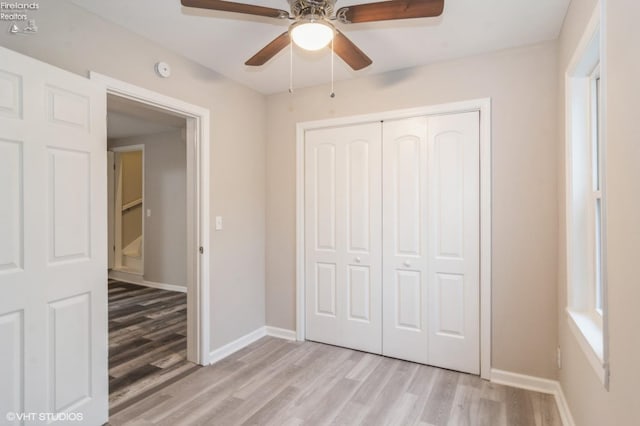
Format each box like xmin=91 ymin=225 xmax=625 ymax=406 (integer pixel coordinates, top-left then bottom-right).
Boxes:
xmin=109 ymin=336 xmax=562 ymax=426
xmin=108 ymin=280 xmax=199 ymax=414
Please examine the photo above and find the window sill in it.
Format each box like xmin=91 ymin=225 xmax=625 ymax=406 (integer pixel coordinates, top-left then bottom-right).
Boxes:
xmin=566 ymin=308 xmax=606 ymax=384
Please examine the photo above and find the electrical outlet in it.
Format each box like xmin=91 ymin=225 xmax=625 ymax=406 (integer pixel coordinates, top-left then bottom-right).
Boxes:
xmin=557 ymin=346 xmax=562 ymax=369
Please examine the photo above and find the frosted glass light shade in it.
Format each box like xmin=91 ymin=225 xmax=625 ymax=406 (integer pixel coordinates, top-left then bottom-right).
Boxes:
xmin=290 ymin=21 xmax=334 ymax=51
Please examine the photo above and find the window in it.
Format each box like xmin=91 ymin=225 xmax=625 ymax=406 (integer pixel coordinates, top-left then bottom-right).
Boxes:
xmin=565 ymin=4 xmax=608 ymax=386
xmin=590 ymin=68 xmax=604 ymax=317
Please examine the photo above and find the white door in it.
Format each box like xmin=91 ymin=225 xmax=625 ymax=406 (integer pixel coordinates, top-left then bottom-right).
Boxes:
xmin=382 ymin=113 xmax=480 ymax=374
xmin=381 ymin=117 xmax=430 ymax=364
xmin=0 ymin=47 xmax=108 ymax=424
xmin=305 ymin=123 xmax=382 ymax=354
xmin=426 ymin=112 xmax=480 ymax=374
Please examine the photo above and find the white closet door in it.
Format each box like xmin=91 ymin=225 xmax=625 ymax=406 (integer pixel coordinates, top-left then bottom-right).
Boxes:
xmin=305 ymin=123 xmax=382 ymax=354
xmin=382 ymin=113 xmax=480 ymax=373
xmin=382 ymin=117 xmax=430 ymax=364
xmin=427 ymin=111 xmax=480 ymax=374
xmin=0 ymin=47 xmax=108 ymax=424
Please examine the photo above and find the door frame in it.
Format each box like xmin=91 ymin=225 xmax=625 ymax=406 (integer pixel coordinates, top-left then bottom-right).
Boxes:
xmin=295 ymin=98 xmax=492 ymax=379
xmin=110 ymin=145 xmax=145 ymax=275
xmin=92 ymin=72 xmax=211 ymax=365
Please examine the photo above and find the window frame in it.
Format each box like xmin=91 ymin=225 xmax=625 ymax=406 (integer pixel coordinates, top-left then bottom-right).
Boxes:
xmin=564 ymin=2 xmax=609 ymax=388
xmin=590 ymin=67 xmax=604 ymax=318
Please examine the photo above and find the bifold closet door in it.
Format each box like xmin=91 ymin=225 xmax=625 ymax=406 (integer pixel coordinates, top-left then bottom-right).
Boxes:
xmin=305 ymin=122 xmax=382 ymax=354
xmin=426 ymin=112 xmax=480 ymax=374
xmin=382 ymin=112 xmax=480 ymax=374
xmin=381 ymin=117 xmax=430 ymax=364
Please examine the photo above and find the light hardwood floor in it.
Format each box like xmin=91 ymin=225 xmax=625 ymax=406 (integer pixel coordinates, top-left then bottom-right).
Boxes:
xmin=108 ymin=281 xmax=199 ymax=414
xmin=109 ymin=336 xmax=562 ymax=426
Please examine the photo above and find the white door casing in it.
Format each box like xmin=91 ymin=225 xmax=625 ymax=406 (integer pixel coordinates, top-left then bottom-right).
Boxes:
xmin=0 ymin=47 xmax=108 ymax=424
xmin=110 ymin=145 xmax=145 ymax=276
xmin=381 ymin=117 xmax=430 ymax=364
xmin=108 ymin=151 xmax=115 ymax=270
xmin=304 ymin=123 xmax=382 ymax=354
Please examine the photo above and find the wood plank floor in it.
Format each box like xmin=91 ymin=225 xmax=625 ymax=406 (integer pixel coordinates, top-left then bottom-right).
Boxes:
xmin=109 ymin=336 xmax=562 ymax=426
xmin=108 ymin=281 xmax=199 ymax=415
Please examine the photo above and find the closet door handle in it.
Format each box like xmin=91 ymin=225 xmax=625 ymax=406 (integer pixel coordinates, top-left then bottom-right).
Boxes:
xmin=403 ymin=260 xmax=411 ymax=267
xmin=355 ymin=256 xmax=361 ymax=263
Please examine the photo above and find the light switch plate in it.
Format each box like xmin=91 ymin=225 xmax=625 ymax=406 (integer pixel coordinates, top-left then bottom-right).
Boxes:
xmin=215 ymin=216 xmax=223 ymax=230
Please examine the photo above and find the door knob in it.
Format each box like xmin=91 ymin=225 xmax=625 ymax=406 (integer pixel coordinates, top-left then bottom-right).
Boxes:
xmin=403 ymin=260 xmax=411 ymax=267
xmin=355 ymin=256 xmax=361 ymax=263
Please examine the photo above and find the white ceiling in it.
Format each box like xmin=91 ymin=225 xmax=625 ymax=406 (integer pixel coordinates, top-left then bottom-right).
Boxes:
xmin=74 ymin=0 xmax=570 ymax=95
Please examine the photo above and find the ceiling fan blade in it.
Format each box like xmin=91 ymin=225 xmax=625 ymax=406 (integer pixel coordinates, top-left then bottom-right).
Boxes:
xmin=332 ymin=30 xmax=372 ymax=71
xmin=181 ymin=0 xmax=290 ymax=19
xmin=336 ymin=0 xmax=444 ymax=24
xmin=245 ymin=32 xmax=291 ymax=66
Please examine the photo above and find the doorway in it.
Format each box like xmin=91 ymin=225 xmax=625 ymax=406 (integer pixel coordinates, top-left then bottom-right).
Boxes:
xmin=109 ymin=146 xmax=145 ymax=275
xmin=92 ymin=72 xmax=212 ymax=370
xmin=106 ymin=95 xmax=198 ymax=412
xmin=91 ymin=72 xmax=212 ymax=414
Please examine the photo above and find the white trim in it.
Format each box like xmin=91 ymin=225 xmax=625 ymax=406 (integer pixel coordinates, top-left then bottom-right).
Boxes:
xmin=108 ymin=270 xmax=187 ymax=293
xmin=207 ymin=326 xmax=297 ymax=365
xmin=491 ymin=369 xmax=558 ymax=394
xmin=491 ymin=369 xmax=575 ymax=426
xmin=265 ymin=326 xmax=297 ymax=341
xmin=92 ymin=72 xmax=211 ymax=366
xmin=295 ymin=98 xmax=492 ymax=379
xmin=566 ymin=309 xmax=606 ymax=383
xmin=563 ymin=1 xmax=609 ymax=388
xmin=208 ymin=327 xmax=267 ymax=365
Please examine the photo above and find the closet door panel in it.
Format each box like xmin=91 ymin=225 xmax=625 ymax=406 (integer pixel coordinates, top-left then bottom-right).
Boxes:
xmin=305 ymin=123 xmax=382 ymax=353
xmin=427 ymin=112 xmax=480 ymax=374
xmin=382 ymin=117 xmax=429 ymax=364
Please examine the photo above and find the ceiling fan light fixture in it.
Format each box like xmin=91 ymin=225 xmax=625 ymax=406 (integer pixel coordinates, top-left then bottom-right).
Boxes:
xmin=290 ymin=20 xmax=334 ymax=51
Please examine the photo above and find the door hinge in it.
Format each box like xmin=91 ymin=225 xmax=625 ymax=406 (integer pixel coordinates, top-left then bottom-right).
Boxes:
xmin=199 ymin=246 xmax=204 ymax=254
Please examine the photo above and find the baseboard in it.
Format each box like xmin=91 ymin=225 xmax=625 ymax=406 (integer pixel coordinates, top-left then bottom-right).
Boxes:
xmin=207 ymin=326 xmax=297 ymax=365
xmin=265 ymin=326 xmax=297 ymax=341
xmin=108 ymin=270 xmax=187 ymax=293
xmin=491 ymin=369 xmax=575 ymax=426
xmin=208 ymin=327 xmax=266 ymax=365
xmin=553 ymin=385 xmax=576 ymax=426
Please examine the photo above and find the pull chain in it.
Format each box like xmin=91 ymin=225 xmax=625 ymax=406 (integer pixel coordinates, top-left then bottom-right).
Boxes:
xmin=289 ymin=39 xmax=294 ymax=94
xmin=330 ymin=36 xmax=335 ymax=98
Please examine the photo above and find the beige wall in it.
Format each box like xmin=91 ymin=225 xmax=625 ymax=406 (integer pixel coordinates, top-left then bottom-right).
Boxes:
xmin=557 ymin=0 xmax=640 ymax=424
xmin=266 ymin=42 xmax=559 ymax=378
xmin=0 ymin=0 xmax=267 ymax=351
xmin=110 ymin=131 xmax=188 ymax=288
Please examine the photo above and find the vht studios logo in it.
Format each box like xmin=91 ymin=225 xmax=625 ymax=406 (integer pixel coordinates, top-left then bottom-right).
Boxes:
xmin=2 ymin=2 xmax=39 ymax=34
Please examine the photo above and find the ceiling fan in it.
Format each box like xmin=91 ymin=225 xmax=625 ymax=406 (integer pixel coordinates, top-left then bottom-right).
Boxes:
xmin=180 ymin=0 xmax=445 ymax=70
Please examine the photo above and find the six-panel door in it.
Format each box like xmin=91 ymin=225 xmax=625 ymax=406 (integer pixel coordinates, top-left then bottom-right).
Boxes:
xmin=0 ymin=47 xmax=108 ymax=425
